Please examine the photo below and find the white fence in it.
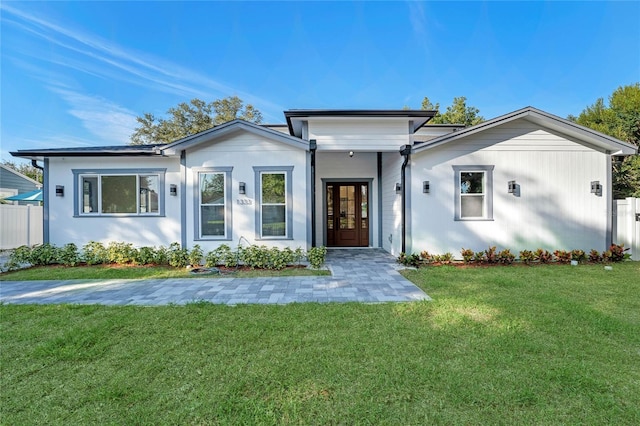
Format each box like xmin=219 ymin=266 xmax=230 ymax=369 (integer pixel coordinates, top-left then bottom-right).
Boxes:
xmin=0 ymin=205 xmax=43 ymax=249
xmin=613 ymin=198 xmax=640 ymax=261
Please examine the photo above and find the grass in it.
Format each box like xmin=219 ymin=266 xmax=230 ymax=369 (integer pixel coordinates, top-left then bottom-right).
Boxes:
xmin=0 ymin=264 xmax=329 ymax=281
xmin=1 ymin=262 xmax=639 ymax=424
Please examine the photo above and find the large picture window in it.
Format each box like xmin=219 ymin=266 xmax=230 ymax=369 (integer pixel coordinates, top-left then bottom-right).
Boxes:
xmin=73 ymin=169 xmax=164 ymax=216
xmin=253 ymin=166 xmax=294 ymax=240
xmin=453 ymin=165 xmax=494 ymax=221
xmin=194 ymin=167 xmax=232 ymax=240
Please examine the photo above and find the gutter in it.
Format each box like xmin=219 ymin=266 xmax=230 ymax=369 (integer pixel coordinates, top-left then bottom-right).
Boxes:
xmin=310 ymin=139 xmax=317 ymax=247
xmin=400 ymin=144 xmax=411 ymax=253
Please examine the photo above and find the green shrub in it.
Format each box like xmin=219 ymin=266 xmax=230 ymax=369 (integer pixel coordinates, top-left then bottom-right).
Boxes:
xmin=241 ymin=245 xmax=269 ymax=269
xmin=212 ymin=244 xmax=238 ymax=268
xmin=167 ymin=242 xmax=189 ymax=268
xmin=188 ymin=244 xmax=204 ymax=266
xmin=307 ymin=246 xmax=327 ymax=269
xmin=107 ymin=242 xmax=136 ymax=264
xmin=30 ymin=244 xmax=58 ymax=266
xmin=58 ymin=243 xmax=80 ymax=266
xmin=135 ymin=246 xmax=158 ymax=265
xmin=5 ymin=245 xmax=33 ymax=270
xmin=82 ymin=241 xmax=108 ymax=265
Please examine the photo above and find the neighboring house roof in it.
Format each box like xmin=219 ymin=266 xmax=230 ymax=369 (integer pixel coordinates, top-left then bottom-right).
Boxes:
xmin=0 ymin=164 xmax=43 ymax=188
xmin=284 ymin=109 xmax=437 ymax=138
xmin=161 ymin=119 xmax=309 ymax=156
xmin=413 ymin=106 xmax=638 ymax=156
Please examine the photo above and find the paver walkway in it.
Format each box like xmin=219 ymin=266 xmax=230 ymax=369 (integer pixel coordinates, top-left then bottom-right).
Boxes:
xmin=0 ymin=249 xmax=430 ymax=306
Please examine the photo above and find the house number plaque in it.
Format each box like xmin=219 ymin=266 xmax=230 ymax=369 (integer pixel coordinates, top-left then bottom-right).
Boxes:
xmin=237 ymin=199 xmax=253 ymax=205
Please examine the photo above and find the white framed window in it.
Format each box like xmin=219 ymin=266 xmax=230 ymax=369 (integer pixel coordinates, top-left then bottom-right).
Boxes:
xmin=453 ymin=165 xmax=494 ymax=221
xmin=73 ymin=169 xmax=165 ymax=216
xmin=253 ymin=166 xmax=293 ymax=240
xmin=194 ymin=167 xmax=232 ymax=240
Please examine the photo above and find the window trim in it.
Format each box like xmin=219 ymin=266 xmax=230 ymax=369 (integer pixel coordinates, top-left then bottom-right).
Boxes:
xmin=253 ymin=166 xmax=294 ymax=240
xmin=193 ymin=167 xmax=233 ymax=241
xmin=453 ymin=165 xmax=494 ymax=221
xmin=72 ymin=168 xmax=166 ymax=217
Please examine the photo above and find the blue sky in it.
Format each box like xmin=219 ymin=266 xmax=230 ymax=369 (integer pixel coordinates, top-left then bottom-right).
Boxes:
xmin=2 ymin=1 xmax=639 ymax=164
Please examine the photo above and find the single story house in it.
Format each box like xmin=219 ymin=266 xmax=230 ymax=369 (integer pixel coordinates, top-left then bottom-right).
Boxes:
xmin=11 ymin=106 xmax=637 ymax=257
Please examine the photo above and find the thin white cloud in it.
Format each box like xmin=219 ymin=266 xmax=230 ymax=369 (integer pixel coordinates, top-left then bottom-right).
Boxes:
xmin=49 ymin=86 xmax=139 ymax=144
xmin=0 ymin=3 xmax=285 ymax=114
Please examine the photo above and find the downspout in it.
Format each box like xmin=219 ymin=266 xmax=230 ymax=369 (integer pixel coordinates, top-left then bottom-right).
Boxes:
xmin=31 ymin=160 xmax=48 ymax=243
xmin=310 ymin=139 xmax=317 ymax=247
xmin=400 ymin=144 xmax=411 ymax=253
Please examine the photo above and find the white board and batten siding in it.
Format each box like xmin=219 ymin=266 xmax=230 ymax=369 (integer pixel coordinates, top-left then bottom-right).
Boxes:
xmin=46 ymin=156 xmax=181 ymax=248
xmin=613 ymin=198 xmax=640 ymax=261
xmin=409 ymin=119 xmax=612 ymax=256
xmin=309 ymin=119 xmax=409 ymax=152
xmin=185 ymin=132 xmax=309 ymax=252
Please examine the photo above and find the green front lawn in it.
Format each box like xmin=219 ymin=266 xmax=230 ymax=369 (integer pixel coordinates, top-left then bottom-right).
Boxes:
xmin=0 ymin=264 xmax=329 ymax=281
xmin=1 ymin=263 xmax=639 ymax=424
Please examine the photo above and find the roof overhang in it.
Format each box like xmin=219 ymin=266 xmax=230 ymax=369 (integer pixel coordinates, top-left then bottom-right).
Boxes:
xmin=10 ymin=146 xmax=162 ymax=161
xmin=284 ymin=109 xmax=437 ymax=138
xmin=413 ymin=107 xmax=639 ymax=156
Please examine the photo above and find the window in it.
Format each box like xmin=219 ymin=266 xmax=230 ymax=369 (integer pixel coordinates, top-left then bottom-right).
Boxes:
xmin=73 ymin=169 xmax=165 ymax=216
xmin=254 ymin=166 xmax=293 ymax=239
xmin=199 ymin=173 xmax=225 ymax=237
xmin=453 ymin=165 xmax=494 ymax=220
xmin=194 ymin=167 xmax=232 ymax=240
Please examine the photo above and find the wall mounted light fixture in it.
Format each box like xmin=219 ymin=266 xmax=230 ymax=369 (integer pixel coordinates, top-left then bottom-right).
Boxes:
xmin=169 ymin=184 xmax=177 ymax=196
xmin=395 ymin=183 xmax=402 ymax=194
xmin=508 ymin=180 xmax=517 ymax=194
xmin=55 ymin=185 xmax=64 ymax=197
xmin=423 ymin=181 xmax=430 ymax=193
xmin=239 ymin=182 xmax=246 ymax=195
xmin=591 ymin=181 xmax=602 ymax=196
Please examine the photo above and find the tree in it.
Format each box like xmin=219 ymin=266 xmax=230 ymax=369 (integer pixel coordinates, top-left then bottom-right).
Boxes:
xmin=569 ymin=83 xmax=640 ymax=198
xmin=2 ymin=160 xmax=43 ymax=183
xmin=130 ymin=96 xmax=263 ymax=145
xmin=420 ymin=96 xmax=484 ymax=126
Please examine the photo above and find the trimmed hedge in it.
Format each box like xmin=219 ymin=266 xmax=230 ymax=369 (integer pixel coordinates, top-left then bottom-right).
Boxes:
xmin=3 ymin=242 xmax=327 ymax=271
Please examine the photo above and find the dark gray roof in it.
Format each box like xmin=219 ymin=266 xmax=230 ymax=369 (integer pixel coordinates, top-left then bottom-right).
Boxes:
xmin=11 ymin=144 xmax=165 ymax=160
xmin=284 ymin=109 xmax=437 ymax=137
